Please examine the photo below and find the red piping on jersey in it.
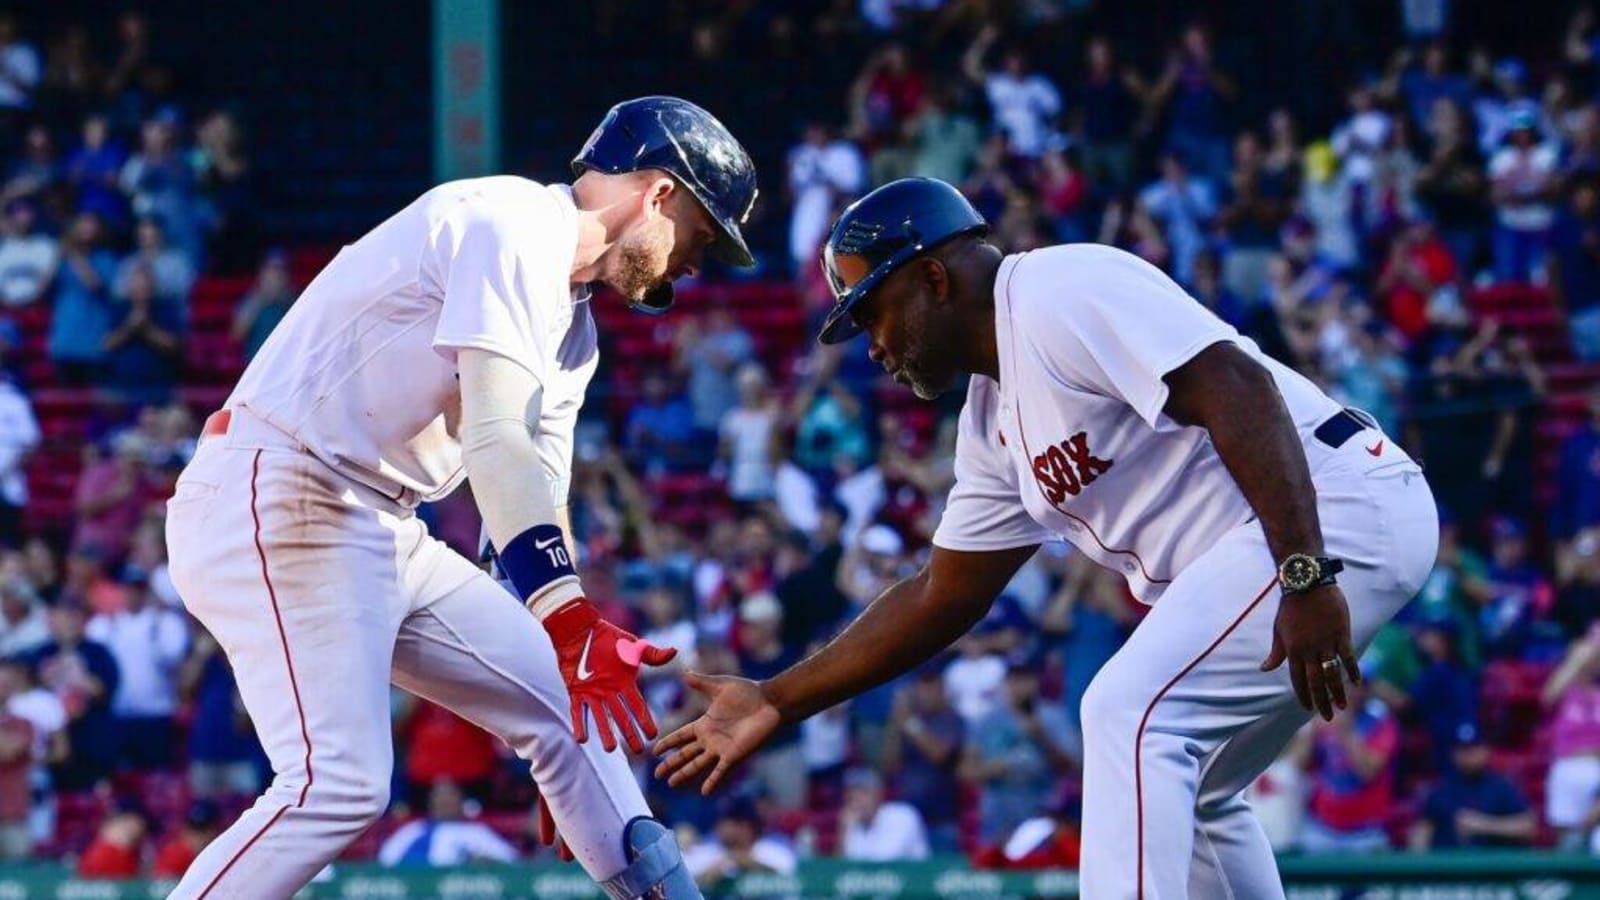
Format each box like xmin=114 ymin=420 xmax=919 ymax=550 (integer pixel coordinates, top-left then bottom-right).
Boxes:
xmin=1133 ymin=575 xmax=1278 ymax=899
xmin=1000 ymin=256 xmax=1172 ymax=587
xmin=197 ymin=450 xmax=316 ymax=897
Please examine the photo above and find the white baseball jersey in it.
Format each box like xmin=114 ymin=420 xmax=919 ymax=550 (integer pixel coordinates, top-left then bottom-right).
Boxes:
xmin=227 ymin=175 xmax=598 ymax=506
xmin=932 ymin=244 xmax=1344 ymax=602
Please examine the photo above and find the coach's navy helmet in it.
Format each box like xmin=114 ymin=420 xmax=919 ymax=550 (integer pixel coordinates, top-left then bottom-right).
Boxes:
xmin=573 ymin=96 xmax=758 ymax=272
xmin=819 ymin=177 xmax=988 ymax=344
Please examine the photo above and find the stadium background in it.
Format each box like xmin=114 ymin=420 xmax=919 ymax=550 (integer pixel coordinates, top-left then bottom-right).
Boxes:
xmin=0 ymin=0 xmax=1598 ymax=896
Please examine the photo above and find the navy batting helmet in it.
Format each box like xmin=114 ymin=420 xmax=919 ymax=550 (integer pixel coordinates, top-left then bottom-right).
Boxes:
xmin=818 ymin=177 xmax=988 ymax=344
xmin=573 ymin=96 xmax=758 ymax=314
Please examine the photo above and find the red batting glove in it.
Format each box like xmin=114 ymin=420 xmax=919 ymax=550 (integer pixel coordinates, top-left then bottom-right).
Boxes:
xmin=543 ymin=598 xmax=677 ymax=753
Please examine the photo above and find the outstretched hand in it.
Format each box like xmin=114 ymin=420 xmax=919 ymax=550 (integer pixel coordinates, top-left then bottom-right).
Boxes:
xmin=652 ymin=672 xmax=782 ymax=796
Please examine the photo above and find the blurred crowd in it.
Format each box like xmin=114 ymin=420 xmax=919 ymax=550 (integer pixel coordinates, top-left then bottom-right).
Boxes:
xmin=0 ymin=0 xmax=1593 ymax=883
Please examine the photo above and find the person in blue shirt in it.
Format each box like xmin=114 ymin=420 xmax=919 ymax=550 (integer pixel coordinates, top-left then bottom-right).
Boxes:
xmin=45 ymin=212 xmax=118 ymax=386
xmin=1556 ymin=386 xmax=1600 ymax=540
xmin=1551 ymin=178 xmax=1600 ymax=361
xmin=100 ymin=261 xmax=183 ymax=405
xmin=624 ymin=372 xmax=704 ymax=474
xmin=1409 ymin=723 xmax=1535 ymax=849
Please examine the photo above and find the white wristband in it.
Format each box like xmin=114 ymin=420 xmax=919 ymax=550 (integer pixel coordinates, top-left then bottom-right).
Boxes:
xmin=527 ymin=576 xmax=584 ymax=621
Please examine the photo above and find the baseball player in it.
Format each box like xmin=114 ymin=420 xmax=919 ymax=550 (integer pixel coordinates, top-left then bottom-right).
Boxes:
xmin=162 ymin=96 xmax=757 ymax=900
xmin=656 ymin=178 xmax=1440 ymax=899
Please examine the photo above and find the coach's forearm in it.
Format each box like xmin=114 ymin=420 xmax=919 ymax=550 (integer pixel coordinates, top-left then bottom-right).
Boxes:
xmin=763 ymin=570 xmax=961 ymax=723
xmin=1166 ymin=345 xmax=1323 ymax=563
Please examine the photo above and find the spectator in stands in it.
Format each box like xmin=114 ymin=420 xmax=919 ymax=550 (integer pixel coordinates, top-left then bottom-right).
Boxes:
xmin=1387 ymin=41 xmax=1473 ymax=136
xmin=2 ymin=653 xmax=63 ymax=850
xmin=178 ymin=628 xmax=262 ymax=798
xmin=675 ymin=302 xmax=755 ymax=437
xmin=908 ymin=84 xmax=980 ymax=187
xmin=1299 ymin=143 xmax=1359 ymax=273
xmin=1072 ymin=36 xmax=1145 ymax=195
xmin=0 ymin=13 xmax=40 ymax=125
xmin=1039 ymin=553 xmax=1133 ymax=731
xmin=72 ymin=432 xmax=155 ymax=564
xmin=0 ymin=369 xmax=38 ymax=547
xmin=623 ymin=371 xmax=700 ymax=476
xmin=791 ymin=364 xmax=873 ymax=478
xmin=961 ymin=662 xmax=1081 ymax=844
xmin=962 ymin=26 xmax=1061 ymax=160
xmin=0 ymin=580 xmax=45 ymax=659
xmin=6 ymin=125 xmax=59 ymax=200
xmin=972 ymin=792 xmax=1082 ymax=871
xmin=152 ymin=799 xmax=222 ymax=878
xmin=31 ymin=599 xmax=117 ymax=791
xmin=46 ymin=211 xmax=117 ymax=386
xmin=786 ymin=121 xmax=866 ymax=275
xmin=1480 ymin=516 xmax=1556 ymax=660
xmin=1217 ymin=132 xmax=1288 ymax=302
xmin=881 ymin=664 xmax=965 ymax=852
xmin=38 ymin=25 xmax=101 ymax=132
xmin=20 ymin=538 xmax=57 ymax=605
xmin=101 ymin=261 xmax=185 ymax=404
xmin=736 ymin=592 xmax=806 ymax=812
xmin=1488 ymin=109 xmax=1559 ymax=283
xmin=0 ymin=197 xmax=57 ymax=308
xmin=684 ymin=796 xmax=796 ymax=889
xmin=75 ymin=800 xmax=147 ymax=878
xmin=1138 ymin=150 xmax=1216 ymax=284
xmin=849 ymin=42 xmax=924 ymax=143
xmin=378 ymin=780 xmax=516 ymax=867
xmin=1150 ymin=24 xmax=1236 ymax=183
xmin=1557 ymin=528 xmax=1600 ymax=642
xmin=1408 ymin=616 xmax=1481 ymax=773
xmin=1295 ymin=678 xmax=1399 ymax=852
xmin=1334 ymin=320 xmax=1408 ymax=438
xmin=193 ymin=109 xmax=258 ymax=273
xmin=65 ymin=114 xmax=130 ymax=229
xmin=116 ymin=216 xmax=194 ymax=309
xmin=398 ymin=697 xmax=498 ymax=808
xmin=1558 ymin=387 xmax=1600 ymax=543
xmin=718 ymin=363 xmax=779 ymax=504
xmin=836 ymin=523 xmax=907 ymax=612
xmin=0 ymin=656 xmax=31 ymax=861
xmin=1376 ymin=217 xmax=1458 ymax=343
xmin=231 ymin=248 xmax=295 ymax=362
xmin=1553 ymin=177 xmax=1600 ymax=360
xmin=1543 ymin=623 xmax=1600 ymax=851
xmin=838 ymin=767 xmax=928 ymax=861
xmin=1410 ymin=723 xmax=1535 ymax=849
xmin=1416 ymin=99 xmax=1488 ymax=278
xmin=86 ymin=570 xmax=187 ymax=771
xmin=121 ymin=114 xmax=204 ymax=263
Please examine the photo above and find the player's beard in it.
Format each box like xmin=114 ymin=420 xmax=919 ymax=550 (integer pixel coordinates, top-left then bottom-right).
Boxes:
xmin=612 ymin=220 xmax=675 ymax=302
xmin=898 ymin=301 xmax=947 ymax=401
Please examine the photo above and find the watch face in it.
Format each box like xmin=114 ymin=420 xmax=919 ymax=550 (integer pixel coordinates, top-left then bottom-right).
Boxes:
xmin=1281 ymin=555 xmax=1318 ymax=590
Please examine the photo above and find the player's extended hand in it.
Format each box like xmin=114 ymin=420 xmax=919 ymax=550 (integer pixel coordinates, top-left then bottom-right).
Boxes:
xmin=652 ymin=672 xmax=781 ymax=796
xmin=532 ymin=788 xmax=574 ymax=862
xmin=1260 ymin=584 xmax=1361 ymax=722
xmin=543 ymin=598 xmax=677 ymax=753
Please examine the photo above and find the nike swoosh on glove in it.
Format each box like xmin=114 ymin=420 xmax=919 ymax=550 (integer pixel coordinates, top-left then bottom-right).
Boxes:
xmin=543 ymin=597 xmax=677 ymax=753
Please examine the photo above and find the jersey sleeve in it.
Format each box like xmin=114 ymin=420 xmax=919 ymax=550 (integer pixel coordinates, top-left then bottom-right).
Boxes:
xmin=1008 ymin=245 xmax=1239 ymax=430
xmin=932 ymin=387 xmax=1051 ymax=552
xmin=429 ymin=197 xmax=553 ymax=377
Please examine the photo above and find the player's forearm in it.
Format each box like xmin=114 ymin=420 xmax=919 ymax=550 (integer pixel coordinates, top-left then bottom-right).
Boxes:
xmin=763 ymin=570 xmax=944 ymax=723
xmin=1168 ymin=346 xmax=1323 ymax=561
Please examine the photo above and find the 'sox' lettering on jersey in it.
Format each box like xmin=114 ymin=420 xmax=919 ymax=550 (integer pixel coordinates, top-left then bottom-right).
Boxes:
xmin=1031 ymin=431 xmax=1113 ymax=506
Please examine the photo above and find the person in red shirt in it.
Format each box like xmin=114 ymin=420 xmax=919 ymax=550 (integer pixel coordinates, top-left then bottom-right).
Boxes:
xmin=152 ymin=800 xmax=222 ymax=878
xmin=399 ymin=698 xmax=497 ymax=808
xmin=1375 ymin=218 xmax=1460 ymax=342
xmin=0 ymin=661 xmax=33 ymax=861
xmin=972 ymin=793 xmax=1082 ymax=870
xmin=1293 ymin=678 xmax=1399 ymax=852
xmin=77 ymin=801 xmax=149 ymax=878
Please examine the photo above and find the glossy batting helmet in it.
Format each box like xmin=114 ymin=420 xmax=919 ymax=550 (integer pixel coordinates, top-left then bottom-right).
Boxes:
xmin=573 ymin=96 xmax=759 ymax=314
xmin=818 ymin=177 xmax=988 ymax=344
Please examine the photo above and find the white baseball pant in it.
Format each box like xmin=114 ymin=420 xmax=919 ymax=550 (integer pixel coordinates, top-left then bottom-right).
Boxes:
xmin=1075 ymin=433 xmax=1439 ymax=899
xmin=162 ymin=411 xmax=649 ymax=899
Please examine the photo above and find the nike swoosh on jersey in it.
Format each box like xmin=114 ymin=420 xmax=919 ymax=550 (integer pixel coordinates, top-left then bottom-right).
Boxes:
xmin=1365 ymin=440 xmax=1384 ymax=456
xmin=535 ymin=535 xmax=562 ymax=550
xmin=576 ymin=631 xmax=596 ymax=681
